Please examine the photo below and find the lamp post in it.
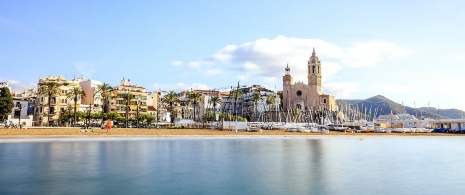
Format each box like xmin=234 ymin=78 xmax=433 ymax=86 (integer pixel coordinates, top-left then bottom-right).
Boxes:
xmin=16 ymin=102 xmax=25 ymax=129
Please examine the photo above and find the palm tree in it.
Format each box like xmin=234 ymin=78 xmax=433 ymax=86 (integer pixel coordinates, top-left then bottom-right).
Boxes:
xmin=38 ymin=81 xmax=62 ymax=126
xmin=162 ymin=91 xmax=179 ymax=123
xmin=209 ymin=96 xmax=222 ymax=120
xmin=188 ymin=91 xmax=203 ymax=122
xmin=250 ymin=92 xmax=262 ymax=122
xmin=266 ymin=93 xmax=277 ymax=122
xmin=122 ymin=92 xmax=134 ymax=128
xmin=231 ymin=88 xmax=243 ymax=120
xmin=66 ymin=87 xmax=86 ymax=127
xmin=97 ymin=83 xmax=114 ymax=125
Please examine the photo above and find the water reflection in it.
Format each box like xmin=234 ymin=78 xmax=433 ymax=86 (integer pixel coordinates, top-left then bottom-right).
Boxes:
xmin=1 ymin=137 xmax=465 ymax=194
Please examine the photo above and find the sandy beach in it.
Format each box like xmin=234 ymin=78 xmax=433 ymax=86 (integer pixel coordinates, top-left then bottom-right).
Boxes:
xmin=1 ymin=127 xmax=464 ymax=137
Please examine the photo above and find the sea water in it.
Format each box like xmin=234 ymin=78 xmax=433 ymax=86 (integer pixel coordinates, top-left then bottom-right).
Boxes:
xmin=1 ymin=137 xmax=465 ymax=195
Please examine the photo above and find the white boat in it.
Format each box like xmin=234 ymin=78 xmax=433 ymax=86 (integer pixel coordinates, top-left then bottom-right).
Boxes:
xmin=391 ymin=128 xmax=416 ymax=133
xmin=298 ymin=127 xmax=311 ymax=133
xmin=375 ymin=128 xmax=391 ymax=133
xmin=321 ymin=128 xmax=329 ymax=134
xmin=287 ymin=127 xmax=298 ymax=132
xmin=403 ymin=128 xmax=416 ymax=133
xmin=334 ymin=126 xmax=348 ymax=132
xmin=311 ymin=128 xmax=320 ymax=133
xmin=415 ymin=128 xmax=432 ymax=133
xmin=247 ymin=124 xmax=262 ymax=132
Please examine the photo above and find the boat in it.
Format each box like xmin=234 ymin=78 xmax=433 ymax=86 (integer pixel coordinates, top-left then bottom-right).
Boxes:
xmin=297 ymin=127 xmax=310 ymax=133
xmin=247 ymin=124 xmax=262 ymax=132
xmin=286 ymin=126 xmax=298 ymax=132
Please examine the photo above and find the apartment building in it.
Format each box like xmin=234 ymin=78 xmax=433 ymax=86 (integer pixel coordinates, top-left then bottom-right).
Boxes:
xmin=110 ymin=78 xmax=148 ymax=119
xmin=79 ymin=79 xmax=103 ymax=113
xmin=34 ymin=76 xmax=84 ymax=126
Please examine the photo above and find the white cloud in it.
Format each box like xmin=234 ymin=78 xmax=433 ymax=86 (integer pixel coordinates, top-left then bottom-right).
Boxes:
xmin=170 ymin=61 xmax=183 ymax=66
xmin=375 ymin=84 xmax=414 ymax=94
xmin=182 ymin=36 xmax=407 ymax=90
xmin=341 ymin=41 xmax=409 ymax=68
xmin=325 ymin=82 xmax=359 ymax=98
xmin=4 ymin=80 xmax=36 ymax=93
xmin=187 ymin=61 xmax=202 ymax=68
xmin=204 ymin=69 xmax=224 ymax=76
xmin=152 ymin=82 xmax=210 ymax=92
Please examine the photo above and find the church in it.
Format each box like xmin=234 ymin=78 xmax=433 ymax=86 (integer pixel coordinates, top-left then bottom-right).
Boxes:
xmin=282 ymin=48 xmax=337 ymax=111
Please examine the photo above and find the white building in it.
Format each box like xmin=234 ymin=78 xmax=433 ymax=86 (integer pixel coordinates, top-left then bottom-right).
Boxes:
xmin=375 ymin=114 xmax=432 ymax=128
xmin=0 ymin=81 xmax=12 ymax=92
xmin=5 ymin=99 xmax=33 ymax=127
xmin=79 ymin=79 xmax=103 ymax=113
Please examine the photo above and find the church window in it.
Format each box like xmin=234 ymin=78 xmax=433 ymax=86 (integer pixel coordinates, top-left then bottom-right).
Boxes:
xmin=312 ymin=66 xmax=315 ymax=74
xmin=323 ymin=98 xmax=327 ymax=103
xmin=296 ymin=90 xmax=302 ymax=96
xmin=318 ymin=67 xmax=320 ymax=73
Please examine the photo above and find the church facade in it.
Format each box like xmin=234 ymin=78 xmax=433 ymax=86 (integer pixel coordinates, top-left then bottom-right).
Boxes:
xmin=282 ymin=48 xmax=337 ymax=111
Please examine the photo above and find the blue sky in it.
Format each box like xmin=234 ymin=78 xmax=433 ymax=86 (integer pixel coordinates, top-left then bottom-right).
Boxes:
xmin=1 ymin=0 xmax=465 ymax=111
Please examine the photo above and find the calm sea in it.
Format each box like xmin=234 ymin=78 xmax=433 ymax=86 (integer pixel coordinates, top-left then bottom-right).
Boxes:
xmin=1 ymin=136 xmax=464 ymax=195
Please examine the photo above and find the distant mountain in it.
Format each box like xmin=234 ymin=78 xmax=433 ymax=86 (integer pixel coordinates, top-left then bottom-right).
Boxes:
xmin=336 ymin=95 xmax=465 ymax=119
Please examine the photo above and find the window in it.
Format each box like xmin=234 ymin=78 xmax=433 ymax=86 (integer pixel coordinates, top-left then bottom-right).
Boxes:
xmin=323 ymin=99 xmax=327 ymax=104
xmin=312 ymin=66 xmax=315 ymax=74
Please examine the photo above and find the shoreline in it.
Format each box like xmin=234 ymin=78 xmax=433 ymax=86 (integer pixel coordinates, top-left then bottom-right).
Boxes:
xmin=1 ymin=127 xmax=464 ymax=137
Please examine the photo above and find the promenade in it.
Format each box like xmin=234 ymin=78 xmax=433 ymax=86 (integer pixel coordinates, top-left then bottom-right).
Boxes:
xmin=1 ymin=127 xmax=463 ymax=137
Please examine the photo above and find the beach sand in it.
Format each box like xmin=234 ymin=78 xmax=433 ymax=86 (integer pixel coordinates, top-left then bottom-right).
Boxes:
xmin=0 ymin=127 xmax=463 ymax=137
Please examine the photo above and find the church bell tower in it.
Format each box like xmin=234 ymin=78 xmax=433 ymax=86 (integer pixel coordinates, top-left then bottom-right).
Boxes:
xmin=308 ymin=48 xmax=322 ymax=94
xmin=283 ymin=63 xmax=293 ymax=87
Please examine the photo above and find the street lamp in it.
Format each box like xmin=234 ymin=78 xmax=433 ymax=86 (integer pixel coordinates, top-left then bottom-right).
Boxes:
xmin=16 ymin=102 xmax=25 ymax=129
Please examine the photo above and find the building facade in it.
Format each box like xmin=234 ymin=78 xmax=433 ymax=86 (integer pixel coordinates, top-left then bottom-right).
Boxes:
xmin=79 ymin=79 xmax=103 ymax=113
xmin=34 ymin=76 xmax=84 ymax=126
xmin=110 ymin=78 xmax=148 ymax=119
xmin=282 ymin=48 xmax=337 ymax=112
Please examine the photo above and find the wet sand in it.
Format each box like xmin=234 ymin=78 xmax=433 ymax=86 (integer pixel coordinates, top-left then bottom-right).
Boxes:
xmin=0 ymin=127 xmax=463 ymax=137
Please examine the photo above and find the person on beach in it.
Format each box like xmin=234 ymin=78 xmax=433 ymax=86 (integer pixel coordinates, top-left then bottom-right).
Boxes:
xmin=106 ymin=119 xmax=112 ymax=133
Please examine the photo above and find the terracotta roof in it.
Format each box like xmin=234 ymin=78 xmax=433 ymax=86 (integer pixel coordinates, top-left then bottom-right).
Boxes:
xmin=148 ymin=106 xmax=157 ymax=111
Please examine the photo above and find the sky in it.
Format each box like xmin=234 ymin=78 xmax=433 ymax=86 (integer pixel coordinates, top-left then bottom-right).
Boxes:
xmin=1 ymin=0 xmax=465 ymax=111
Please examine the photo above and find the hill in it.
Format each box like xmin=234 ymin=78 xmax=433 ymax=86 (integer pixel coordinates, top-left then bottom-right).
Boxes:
xmin=336 ymin=95 xmax=465 ymax=119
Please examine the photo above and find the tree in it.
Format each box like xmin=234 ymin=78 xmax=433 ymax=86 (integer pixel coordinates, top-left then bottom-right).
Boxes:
xmin=66 ymin=87 xmax=86 ymax=127
xmin=122 ymin=92 xmax=134 ymax=128
xmin=162 ymin=91 xmax=179 ymax=123
xmin=38 ymin=81 xmax=63 ymax=126
xmin=266 ymin=93 xmax=277 ymax=122
xmin=59 ymin=111 xmax=72 ymax=125
xmin=209 ymin=96 xmax=222 ymax=121
xmin=97 ymin=83 xmax=114 ymax=125
xmin=188 ymin=91 xmax=203 ymax=122
xmin=250 ymin=92 xmax=262 ymax=122
xmin=104 ymin=112 xmax=121 ymax=121
xmin=231 ymin=88 xmax=243 ymax=120
xmin=0 ymin=87 xmax=14 ymax=120
xmin=138 ymin=113 xmax=155 ymax=127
